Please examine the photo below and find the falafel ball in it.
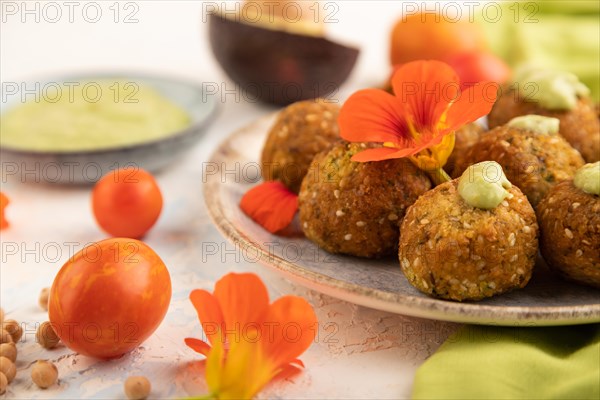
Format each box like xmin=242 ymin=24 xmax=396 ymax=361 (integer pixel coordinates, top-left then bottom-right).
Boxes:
xmin=488 ymin=88 xmax=600 ymax=162
xmin=399 ymin=179 xmax=538 ymax=301
xmin=261 ymin=100 xmax=340 ymax=193
xmin=452 ymin=124 xmax=585 ymax=207
xmin=537 ymin=177 xmax=600 ymax=288
xmin=299 ymin=142 xmax=432 ymax=258
xmin=446 ymin=122 xmax=485 ymax=177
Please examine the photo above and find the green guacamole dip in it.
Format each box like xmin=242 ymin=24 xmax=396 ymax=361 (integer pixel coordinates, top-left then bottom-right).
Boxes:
xmin=0 ymin=81 xmax=190 ymax=152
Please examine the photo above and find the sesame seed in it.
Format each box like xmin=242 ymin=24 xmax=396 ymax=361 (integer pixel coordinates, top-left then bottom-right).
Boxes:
xmin=510 ymin=254 xmax=518 ymax=262
xmin=517 ymin=198 xmax=523 ymax=203
xmin=320 ymin=121 xmax=328 ymax=129
xmin=401 ymin=258 xmax=410 ymax=269
xmin=303 ymin=222 xmax=308 ymax=229
xmin=500 ymin=140 xmax=510 ymax=148
xmin=582 ymin=240 xmax=591 ymax=245
xmin=422 ymin=280 xmax=429 ymax=289
xmin=323 ymin=111 xmax=333 ymax=119
xmin=360 ymin=143 xmax=367 ymax=148
xmin=344 ymin=234 xmax=352 ymax=241
xmin=471 ymin=254 xmax=482 ymax=261
xmin=427 ymin=240 xmax=434 ymax=250
xmin=517 ymin=268 xmax=524 ymax=275
xmin=477 ymin=235 xmax=484 ymax=244
xmin=510 ymin=274 xmax=516 ymax=282
xmin=413 ymin=257 xmax=421 ymax=267
xmin=572 ymin=202 xmax=580 ymax=209
xmin=420 ymin=218 xmax=429 ymax=224
xmin=508 ymin=233 xmax=516 ymax=247
xmin=388 ymin=213 xmax=399 ymax=221
xmin=548 ymin=197 xmax=556 ymax=204
xmin=312 ymin=191 xmax=317 ymax=199
xmin=356 ymin=221 xmax=366 ymax=227
xmin=502 ymin=200 xmax=509 ymax=207
xmin=564 ymin=228 xmax=573 ymax=239
xmin=336 ymin=210 xmax=345 ymax=217
xmin=576 ymin=249 xmax=583 ymax=257
xmin=277 ymin=126 xmax=289 ymax=137
xmin=334 ymin=190 xmax=340 ymax=199
xmin=523 ymin=226 xmax=531 ymax=233
xmin=463 ymin=221 xmax=472 ymax=229
xmin=305 ymin=114 xmax=318 ymax=122
xmin=488 ymin=282 xmax=497 ymax=289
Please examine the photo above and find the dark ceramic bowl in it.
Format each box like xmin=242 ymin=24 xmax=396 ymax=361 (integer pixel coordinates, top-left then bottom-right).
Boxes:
xmin=208 ymin=13 xmax=359 ymax=105
xmin=0 ymin=74 xmax=218 ymax=185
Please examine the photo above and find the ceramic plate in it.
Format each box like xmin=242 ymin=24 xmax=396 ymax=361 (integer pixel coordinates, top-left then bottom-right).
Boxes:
xmin=1 ymin=73 xmax=218 ymax=184
xmin=204 ymin=114 xmax=600 ymax=326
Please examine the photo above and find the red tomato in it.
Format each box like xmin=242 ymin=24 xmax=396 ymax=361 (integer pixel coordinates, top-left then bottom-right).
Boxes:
xmin=0 ymin=192 xmax=9 ymax=230
xmin=390 ymin=13 xmax=487 ymax=66
xmin=92 ymin=167 xmax=163 ymax=238
xmin=446 ymin=51 xmax=511 ymax=89
xmin=48 ymin=238 xmax=171 ymax=359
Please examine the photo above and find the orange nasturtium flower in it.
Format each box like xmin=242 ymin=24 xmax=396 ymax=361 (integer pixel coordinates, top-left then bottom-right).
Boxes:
xmin=239 ymin=181 xmax=298 ymax=234
xmin=185 ymin=273 xmax=317 ymax=399
xmin=0 ymin=192 xmax=9 ymax=229
xmin=339 ymin=60 xmax=497 ymax=184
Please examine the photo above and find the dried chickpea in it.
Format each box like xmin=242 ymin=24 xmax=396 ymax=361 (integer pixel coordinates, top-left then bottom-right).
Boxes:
xmin=36 ymin=322 xmax=60 ymax=349
xmin=0 ymin=343 xmax=16 ymax=363
xmin=3 ymin=320 xmax=22 ymax=343
xmin=0 ymin=372 xmax=7 ymax=395
xmin=0 ymin=356 xmax=16 ymax=383
xmin=0 ymin=330 xmax=12 ymax=345
xmin=124 ymin=376 xmax=151 ymax=400
xmin=38 ymin=288 xmax=50 ymax=311
xmin=31 ymin=360 xmax=58 ymax=389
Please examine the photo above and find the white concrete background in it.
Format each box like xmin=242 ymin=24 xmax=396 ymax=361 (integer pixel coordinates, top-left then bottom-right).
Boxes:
xmin=0 ymin=1 xmax=468 ymax=398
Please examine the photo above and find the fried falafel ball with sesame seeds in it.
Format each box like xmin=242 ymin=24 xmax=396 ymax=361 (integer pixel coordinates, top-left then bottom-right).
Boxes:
xmin=298 ymin=142 xmax=432 ymax=258
xmin=446 ymin=122 xmax=485 ymax=178
xmin=488 ymin=88 xmax=600 ymax=163
xmin=452 ymin=122 xmax=585 ymax=208
xmin=261 ymin=100 xmax=341 ymax=193
xmin=399 ymin=167 xmax=539 ymax=301
xmin=536 ymin=163 xmax=600 ymax=288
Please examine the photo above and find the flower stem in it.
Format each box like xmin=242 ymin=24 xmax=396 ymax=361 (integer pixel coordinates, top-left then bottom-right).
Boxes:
xmin=408 ymin=156 xmax=452 ymax=186
xmin=425 ymin=167 xmax=452 ymax=186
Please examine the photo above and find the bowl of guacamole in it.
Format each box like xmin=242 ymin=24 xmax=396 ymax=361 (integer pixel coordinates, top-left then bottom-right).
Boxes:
xmin=0 ymin=74 xmax=217 ymax=184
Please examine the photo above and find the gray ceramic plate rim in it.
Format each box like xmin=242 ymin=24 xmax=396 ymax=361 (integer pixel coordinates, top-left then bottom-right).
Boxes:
xmin=204 ymin=114 xmax=600 ymax=326
xmin=0 ymin=72 xmax=218 ymax=156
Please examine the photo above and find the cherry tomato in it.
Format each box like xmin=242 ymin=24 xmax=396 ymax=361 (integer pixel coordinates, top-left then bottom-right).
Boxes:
xmin=92 ymin=168 xmax=163 ymax=238
xmin=446 ymin=51 xmax=511 ymax=89
xmin=390 ymin=13 xmax=487 ymax=66
xmin=0 ymin=192 xmax=9 ymax=230
xmin=48 ymin=238 xmax=171 ymax=359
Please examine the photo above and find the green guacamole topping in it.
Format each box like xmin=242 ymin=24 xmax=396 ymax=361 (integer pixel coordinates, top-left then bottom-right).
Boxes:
xmin=573 ymin=162 xmax=600 ymax=195
xmin=507 ymin=115 xmax=560 ymax=135
xmin=0 ymin=81 xmax=190 ymax=152
xmin=516 ymin=67 xmax=590 ymax=110
xmin=458 ymin=161 xmax=513 ymax=209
